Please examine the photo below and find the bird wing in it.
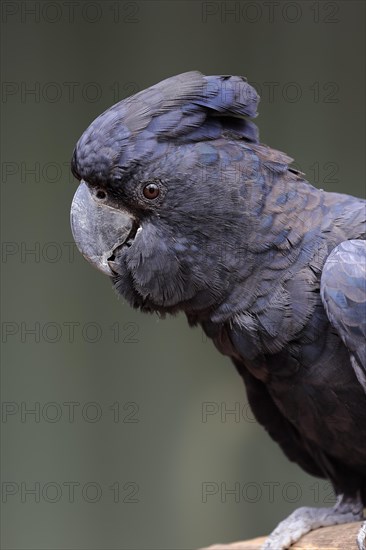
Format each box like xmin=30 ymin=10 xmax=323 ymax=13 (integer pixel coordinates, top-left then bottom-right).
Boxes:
xmin=320 ymin=239 xmax=366 ymax=390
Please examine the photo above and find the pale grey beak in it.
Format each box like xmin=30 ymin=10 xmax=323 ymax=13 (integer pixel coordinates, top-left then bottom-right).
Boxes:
xmin=70 ymin=180 xmax=134 ymax=276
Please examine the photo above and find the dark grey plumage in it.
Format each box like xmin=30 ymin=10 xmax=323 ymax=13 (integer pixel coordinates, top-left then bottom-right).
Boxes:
xmin=70 ymin=72 xmax=366 ymax=549
xmin=321 ymin=239 xmax=366 ymax=388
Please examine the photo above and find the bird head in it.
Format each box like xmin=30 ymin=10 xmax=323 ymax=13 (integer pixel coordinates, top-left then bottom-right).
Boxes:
xmin=70 ymin=71 xmax=270 ymax=316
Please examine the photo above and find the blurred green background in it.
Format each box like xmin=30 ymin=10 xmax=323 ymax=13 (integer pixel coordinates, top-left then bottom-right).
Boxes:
xmin=1 ymin=1 xmax=365 ymax=549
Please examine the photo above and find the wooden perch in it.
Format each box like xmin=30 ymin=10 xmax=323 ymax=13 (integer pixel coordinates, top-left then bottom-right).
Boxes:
xmin=201 ymin=521 xmax=363 ymax=550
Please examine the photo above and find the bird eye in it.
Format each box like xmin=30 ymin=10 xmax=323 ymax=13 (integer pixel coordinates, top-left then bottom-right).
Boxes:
xmin=143 ymin=182 xmax=160 ymax=200
xmin=96 ymin=189 xmax=106 ymax=200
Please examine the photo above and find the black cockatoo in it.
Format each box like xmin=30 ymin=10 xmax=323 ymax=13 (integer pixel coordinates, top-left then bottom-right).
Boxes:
xmin=70 ymin=72 xmax=366 ymax=549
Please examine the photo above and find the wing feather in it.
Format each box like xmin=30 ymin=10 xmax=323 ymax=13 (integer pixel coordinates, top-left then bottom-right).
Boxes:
xmin=321 ymin=240 xmax=366 ymax=390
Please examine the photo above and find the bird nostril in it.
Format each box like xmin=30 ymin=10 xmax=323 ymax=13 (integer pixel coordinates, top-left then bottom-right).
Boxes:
xmin=96 ymin=190 xmax=106 ymax=200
